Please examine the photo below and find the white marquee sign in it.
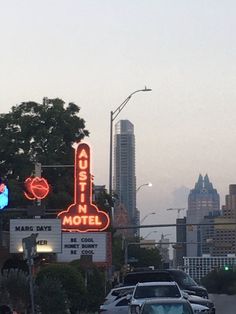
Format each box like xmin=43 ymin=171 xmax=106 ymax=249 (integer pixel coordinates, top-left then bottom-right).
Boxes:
xmin=10 ymin=219 xmax=62 ymax=253
xmin=57 ymin=232 xmax=110 ymax=263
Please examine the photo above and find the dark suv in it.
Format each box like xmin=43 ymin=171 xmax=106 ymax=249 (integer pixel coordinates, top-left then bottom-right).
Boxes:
xmin=123 ymin=269 xmax=208 ymax=298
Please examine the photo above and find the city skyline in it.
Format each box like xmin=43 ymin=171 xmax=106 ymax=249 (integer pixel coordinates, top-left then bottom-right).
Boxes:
xmin=1 ymin=1 xmax=236 ymax=242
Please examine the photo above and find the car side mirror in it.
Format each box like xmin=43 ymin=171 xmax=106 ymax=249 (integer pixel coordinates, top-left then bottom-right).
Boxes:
xmin=126 ymin=294 xmax=132 ymax=301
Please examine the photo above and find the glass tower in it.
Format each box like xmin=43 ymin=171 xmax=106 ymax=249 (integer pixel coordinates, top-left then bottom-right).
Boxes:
xmin=114 ymin=120 xmax=136 ymax=225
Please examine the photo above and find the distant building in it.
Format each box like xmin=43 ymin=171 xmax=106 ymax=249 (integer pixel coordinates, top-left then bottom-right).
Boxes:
xmin=113 ymin=120 xmax=136 ymax=232
xmin=113 ymin=203 xmax=132 ymax=238
xmin=186 ymin=174 xmax=220 ymax=257
xmin=184 ymin=255 xmax=236 ymax=282
xmin=157 ymin=234 xmax=170 ymax=267
xmin=211 ymin=185 xmax=236 ymax=256
xmin=174 ymin=217 xmax=187 ymax=268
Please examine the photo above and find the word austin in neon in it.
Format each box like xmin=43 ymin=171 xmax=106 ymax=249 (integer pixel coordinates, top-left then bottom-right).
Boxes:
xmin=58 ymin=142 xmax=110 ymax=232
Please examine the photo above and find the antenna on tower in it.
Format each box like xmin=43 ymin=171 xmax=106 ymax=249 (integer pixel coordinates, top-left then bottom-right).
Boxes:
xmin=166 ymin=208 xmax=185 ymax=219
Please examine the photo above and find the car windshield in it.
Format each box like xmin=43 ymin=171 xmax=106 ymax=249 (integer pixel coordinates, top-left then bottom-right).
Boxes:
xmin=134 ymin=285 xmax=181 ymax=299
xmin=142 ymin=303 xmax=192 ymax=314
xmin=112 ymin=287 xmax=134 ymax=297
xmin=173 ymin=272 xmax=197 ymax=287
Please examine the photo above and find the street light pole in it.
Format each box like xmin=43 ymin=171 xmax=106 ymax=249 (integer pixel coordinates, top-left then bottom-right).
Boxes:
xmin=136 ymin=182 xmax=152 ymax=193
xmin=109 ymin=87 xmax=152 ymax=197
xmin=140 ymin=211 xmax=156 ymax=224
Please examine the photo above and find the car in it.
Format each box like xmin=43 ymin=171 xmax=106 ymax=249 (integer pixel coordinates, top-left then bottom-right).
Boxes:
xmin=166 ymin=269 xmax=208 ymax=299
xmin=99 ymin=296 xmax=129 ymax=314
xmin=140 ymin=298 xmax=194 ymax=314
xmin=102 ymin=285 xmax=135 ymax=305
xmin=191 ymin=303 xmax=211 ymax=313
xmin=123 ymin=269 xmax=208 ymax=298
xmin=129 ymin=281 xmax=182 ymax=314
xmin=186 ymin=295 xmax=215 ymax=314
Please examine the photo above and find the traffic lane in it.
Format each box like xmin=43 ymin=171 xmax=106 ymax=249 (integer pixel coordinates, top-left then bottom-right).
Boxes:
xmin=209 ymin=294 xmax=236 ymax=314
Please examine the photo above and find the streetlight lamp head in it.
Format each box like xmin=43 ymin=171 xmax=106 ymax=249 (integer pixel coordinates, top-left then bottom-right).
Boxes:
xmin=143 ymin=87 xmax=152 ymax=92
xmin=148 ymin=182 xmax=152 ymax=187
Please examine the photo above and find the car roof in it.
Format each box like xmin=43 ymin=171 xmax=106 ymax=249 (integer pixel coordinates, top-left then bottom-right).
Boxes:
xmin=136 ymin=281 xmax=177 ymax=287
xmin=111 ymin=285 xmax=135 ymax=291
xmin=143 ymin=298 xmax=190 ymax=305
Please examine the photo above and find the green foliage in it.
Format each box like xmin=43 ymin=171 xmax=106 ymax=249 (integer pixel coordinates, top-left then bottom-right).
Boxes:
xmin=128 ymin=244 xmax=162 ymax=269
xmin=201 ymin=269 xmax=236 ymax=294
xmin=112 ymin=235 xmax=125 ymax=270
xmin=70 ymin=259 xmax=106 ymax=312
xmin=0 ymin=269 xmax=30 ymax=313
xmin=0 ymin=98 xmax=89 ymax=208
xmin=35 ymin=277 xmax=69 ymax=314
xmin=36 ymin=263 xmax=85 ymax=313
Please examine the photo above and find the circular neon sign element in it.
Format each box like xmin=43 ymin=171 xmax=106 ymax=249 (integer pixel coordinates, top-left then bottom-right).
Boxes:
xmin=24 ymin=177 xmax=50 ymax=200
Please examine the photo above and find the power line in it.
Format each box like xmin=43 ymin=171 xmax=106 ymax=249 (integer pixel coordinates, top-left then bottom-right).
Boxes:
xmin=115 ymin=222 xmax=236 ymax=230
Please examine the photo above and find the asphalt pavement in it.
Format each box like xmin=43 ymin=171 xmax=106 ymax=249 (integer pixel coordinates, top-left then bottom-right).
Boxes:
xmin=209 ymin=294 xmax=236 ymax=314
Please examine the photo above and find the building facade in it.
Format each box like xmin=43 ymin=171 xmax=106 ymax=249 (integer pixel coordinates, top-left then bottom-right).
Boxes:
xmin=113 ymin=120 xmax=136 ymax=227
xmin=174 ymin=217 xmax=187 ymax=268
xmin=184 ymin=255 xmax=236 ymax=282
xmin=186 ymin=174 xmax=220 ymax=257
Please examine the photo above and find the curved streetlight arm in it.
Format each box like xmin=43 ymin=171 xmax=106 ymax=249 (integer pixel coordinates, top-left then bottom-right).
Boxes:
xmin=109 ymin=87 xmax=152 ymax=196
xmin=140 ymin=211 xmax=156 ymax=223
xmin=136 ymin=182 xmax=152 ymax=193
xmin=143 ymin=230 xmax=158 ymax=239
xmin=112 ymin=88 xmax=152 ymax=121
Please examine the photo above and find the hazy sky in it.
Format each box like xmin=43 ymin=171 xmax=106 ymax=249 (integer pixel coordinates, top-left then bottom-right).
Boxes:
xmin=1 ymin=0 xmax=236 ymax=241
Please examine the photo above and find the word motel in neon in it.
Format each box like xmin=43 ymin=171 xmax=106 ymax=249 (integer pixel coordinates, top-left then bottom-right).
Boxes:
xmin=58 ymin=142 xmax=110 ymax=232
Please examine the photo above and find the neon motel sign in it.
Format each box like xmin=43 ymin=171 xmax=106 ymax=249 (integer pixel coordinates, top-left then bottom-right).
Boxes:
xmin=58 ymin=142 xmax=110 ymax=232
xmin=24 ymin=176 xmax=50 ymax=200
xmin=0 ymin=183 xmax=8 ymax=210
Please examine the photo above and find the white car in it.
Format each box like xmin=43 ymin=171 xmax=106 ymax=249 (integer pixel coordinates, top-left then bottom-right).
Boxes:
xmin=129 ymin=281 xmax=183 ymax=314
xmin=99 ymin=296 xmax=129 ymax=314
xmin=102 ymin=285 xmax=135 ymax=305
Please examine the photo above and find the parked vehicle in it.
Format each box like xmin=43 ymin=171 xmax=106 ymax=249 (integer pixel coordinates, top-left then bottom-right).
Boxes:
xmin=99 ymin=296 xmax=129 ymax=314
xmin=187 ymin=295 xmax=215 ymax=314
xmin=129 ymin=281 xmax=182 ymax=314
xmin=102 ymin=285 xmax=135 ymax=305
xmin=140 ymin=298 xmax=195 ymax=314
xmin=123 ymin=269 xmax=208 ymax=298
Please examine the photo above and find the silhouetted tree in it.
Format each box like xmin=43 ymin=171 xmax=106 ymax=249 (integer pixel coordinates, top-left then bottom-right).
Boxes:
xmin=0 ymin=98 xmax=89 ymax=208
xmin=201 ymin=269 xmax=236 ymax=294
xmin=35 ymin=277 xmax=69 ymax=314
xmin=36 ymin=263 xmax=85 ymax=313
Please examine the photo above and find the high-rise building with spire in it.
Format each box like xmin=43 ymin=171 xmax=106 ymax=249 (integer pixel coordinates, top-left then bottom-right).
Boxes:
xmin=186 ymin=174 xmax=220 ymax=256
xmin=113 ymin=120 xmax=136 ymax=228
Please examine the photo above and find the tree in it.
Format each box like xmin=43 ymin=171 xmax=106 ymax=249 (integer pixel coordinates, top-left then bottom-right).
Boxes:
xmin=35 ymin=263 xmax=85 ymax=313
xmin=35 ymin=277 xmax=69 ymax=314
xmin=70 ymin=259 xmax=106 ymax=312
xmin=0 ymin=98 xmax=89 ymax=208
xmin=128 ymin=244 xmax=162 ymax=269
xmin=0 ymin=269 xmax=30 ymax=313
xmin=201 ymin=269 xmax=236 ymax=294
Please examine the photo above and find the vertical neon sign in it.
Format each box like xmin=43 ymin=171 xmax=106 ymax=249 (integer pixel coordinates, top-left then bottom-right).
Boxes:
xmin=0 ymin=183 xmax=8 ymax=210
xmin=58 ymin=142 xmax=110 ymax=232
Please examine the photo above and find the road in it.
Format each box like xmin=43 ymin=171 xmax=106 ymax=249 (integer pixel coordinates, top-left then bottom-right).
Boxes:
xmin=209 ymin=294 xmax=236 ymax=314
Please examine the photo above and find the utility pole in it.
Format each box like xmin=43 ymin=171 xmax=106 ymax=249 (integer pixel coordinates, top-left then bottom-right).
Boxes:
xmin=22 ymin=233 xmax=38 ymax=314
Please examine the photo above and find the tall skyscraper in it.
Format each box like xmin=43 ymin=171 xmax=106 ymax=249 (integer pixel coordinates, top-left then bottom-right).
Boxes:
xmin=186 ymin=174 xmax=220 ymax=256
xmin=113 ymin=120 xmax=136 ymax=226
